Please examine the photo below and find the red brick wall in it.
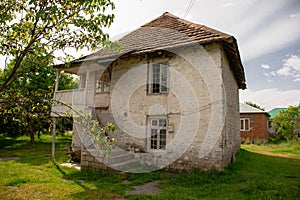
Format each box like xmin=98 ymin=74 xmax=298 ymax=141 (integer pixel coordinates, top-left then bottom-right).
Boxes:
xmin=240 ymin=113 xmax=269 ymax=140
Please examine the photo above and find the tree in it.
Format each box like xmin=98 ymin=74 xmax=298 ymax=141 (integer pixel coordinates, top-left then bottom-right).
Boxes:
xmin=245 ymin=101 xmax=265 ymax=111
xmin=0 ymin=0 xmax=118 ymax=143
xmin=58 ymin=73 xmax=79 ymax=90
xmin=0 ymin=45 xmax=78 ymax=143
xmin=273 ymin=105 xmax=300 ymax=141
xmin=0 ymin=0 xmax=117 ymax=92
xmin=0 ymin=47 xmax=54 ymax=142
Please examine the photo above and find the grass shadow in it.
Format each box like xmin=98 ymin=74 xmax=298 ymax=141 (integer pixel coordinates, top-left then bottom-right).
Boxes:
xmin=57 ymin=164 xmax=129 ymax=199
xmin=0 ymin=134 xmax=71 ymax=166
xmin=0 ymin=135 xmax=31 ymax=151
xmin=53 ymin=162 xmax=90 ymax=191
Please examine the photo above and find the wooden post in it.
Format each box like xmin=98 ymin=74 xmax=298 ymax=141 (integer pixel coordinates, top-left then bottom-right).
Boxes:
xmin=52 ymin=118 xmax=57 ymax=162
xmin=84 ymin=70 xmax=90 ymax=112
xmin=54 ymin=69 xmax=60 ymax=93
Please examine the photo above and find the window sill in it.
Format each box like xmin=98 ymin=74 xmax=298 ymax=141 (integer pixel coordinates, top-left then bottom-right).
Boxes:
xmin=147 ymin=92 xmax=168 ymax=96
xmin=95 ymin=91 xmax=110 ymax=94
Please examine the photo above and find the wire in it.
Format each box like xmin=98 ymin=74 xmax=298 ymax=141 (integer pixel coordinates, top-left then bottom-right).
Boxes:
xmin=184 ymin=0 xmax=196 ymax=18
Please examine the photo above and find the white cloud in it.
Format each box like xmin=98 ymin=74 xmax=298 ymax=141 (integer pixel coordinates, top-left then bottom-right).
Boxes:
xmin=290 ymin=12 xmax=300 ymax=19
xmin=240 ymin=88 xmax=300 ymax=111
xmin=284 ymin=55 xmax=300 ymax=70
xmin=270 ymin=71 xmax=277 ymax=76
xmin=276 ymin=66 xmax=292 ymax=76
xmin=223 ymin=0 xmax=235 ymax=8
xmin=275 ymin=55 xmax=300 ymax=82
xmin=261 ymin=64 xmax=270 ymax=69
xmin=263 ymin=54 xmax=300 ymax=82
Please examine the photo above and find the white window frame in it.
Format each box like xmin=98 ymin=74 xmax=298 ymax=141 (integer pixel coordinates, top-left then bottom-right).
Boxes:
xmin=240 ymin=118 xmax=250 ymax=131
xmin=148 ymin=116 xmax=167 ymax=150
xmin=148 ymin=63 xmax=168 ymax=94
xmin=95 ymin=71 xmax=110 ymax=93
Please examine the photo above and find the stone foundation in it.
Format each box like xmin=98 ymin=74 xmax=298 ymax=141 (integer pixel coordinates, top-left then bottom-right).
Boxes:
xmin=80 ymin=148 xmax=116 ymax=172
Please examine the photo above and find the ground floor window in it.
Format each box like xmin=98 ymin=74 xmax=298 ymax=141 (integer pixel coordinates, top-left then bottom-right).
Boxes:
xmin=149 ymin=117 xmax=167 ymax=150
xmin=240 ymin=118 xmax=250 ymax=131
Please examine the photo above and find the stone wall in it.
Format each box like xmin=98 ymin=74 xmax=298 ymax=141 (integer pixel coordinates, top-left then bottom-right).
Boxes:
xmin=80 ymin=147 xmax=116 ymax=172
xmin=80 ymin=43 xmax=241 ymax=172
xmin=220 ymin=46 xmax=241 ymax=168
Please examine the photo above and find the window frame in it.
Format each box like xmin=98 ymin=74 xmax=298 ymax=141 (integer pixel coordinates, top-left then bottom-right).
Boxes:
xmin=147 ymin=63 xmax=169 ymax=94
xmin=95 ymin=70 xmax=111 ymax=93
xmin=148 ymin=116 xmax=168 ymax=151
xmin=240 ymin=118 xmax=250 ymax=131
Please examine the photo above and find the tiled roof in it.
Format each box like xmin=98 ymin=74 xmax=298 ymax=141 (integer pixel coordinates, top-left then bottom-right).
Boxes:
xmin=62 ymin=12 xmax=246 ymax=89
xmin=240 ymin=103 xmax=267 ymax=114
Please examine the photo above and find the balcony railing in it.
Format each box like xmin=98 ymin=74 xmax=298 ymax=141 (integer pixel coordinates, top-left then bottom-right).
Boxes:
xmin=51 ymin=89 xmax=110 ymax=116
xmin=51 ymin=89 xmax=94 ymax=116
xmin=54 ymin=89 xmax=86 ymax=106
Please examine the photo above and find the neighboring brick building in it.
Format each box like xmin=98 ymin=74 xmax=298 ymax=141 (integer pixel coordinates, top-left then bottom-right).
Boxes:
xmin=240 ymin=103 xmax=270 ymax=141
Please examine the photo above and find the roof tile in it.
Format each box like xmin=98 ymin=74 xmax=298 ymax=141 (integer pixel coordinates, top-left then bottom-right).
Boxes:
xmin=66 ymin=12 xmax=246 ymax=89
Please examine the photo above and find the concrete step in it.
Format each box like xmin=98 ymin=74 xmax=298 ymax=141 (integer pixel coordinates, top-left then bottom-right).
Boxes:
xmin=89 ymin=147 xmax=135 ymax=165
xmin=109 ymin=158 xmax=159 ymax=173
xmin=106 ymin=152 xmax=135 ymax=165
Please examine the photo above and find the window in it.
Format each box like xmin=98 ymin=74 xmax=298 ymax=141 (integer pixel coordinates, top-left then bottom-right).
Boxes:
xmin=150 ymin=117 xmax=167 ymax=150
xmin=96 ymin=71 xmax=110 ymax=93
xmin=240 ymin=118 xmax=250 ymax=131
xmin=148 ymin=63 xmax=168 ymax=94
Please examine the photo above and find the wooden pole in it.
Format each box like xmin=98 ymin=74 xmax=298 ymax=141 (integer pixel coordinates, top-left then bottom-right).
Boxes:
xmin=84 ymin=70 xmax=90 ymax=112
xmin=52 ymin=69 xmax=60 ymax=162
xmin=54 ymin=69 xmax=60 ymax=93
xmin=52 ymin=118 xmax=56 ymax=162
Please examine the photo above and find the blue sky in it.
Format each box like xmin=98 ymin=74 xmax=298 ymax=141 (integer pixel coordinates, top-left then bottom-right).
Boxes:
xmin=105 ymin=0 xmax=300 ymax=110
xmin=1 ymin=0 xmax=299 ymax=110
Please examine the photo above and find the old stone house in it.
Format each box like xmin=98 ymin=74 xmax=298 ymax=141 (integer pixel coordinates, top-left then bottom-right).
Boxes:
xmin=51 ymin=12 xmax=246 ymax=172
xmin=240 ymin=103 xmax=270 ymax=141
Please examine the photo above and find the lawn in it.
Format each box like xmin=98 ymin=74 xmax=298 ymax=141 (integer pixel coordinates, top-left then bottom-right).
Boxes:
xmin=242 ymin=141 xmax=300 ymax=159
xmin=0 ymin=134 xmax=299 ymax=200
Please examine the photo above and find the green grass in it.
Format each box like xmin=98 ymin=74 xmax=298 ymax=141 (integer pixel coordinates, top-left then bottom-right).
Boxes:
xmin=242 ymin=140 xmax=300 ymax=159
xmin=0 ymin=134 xmax=300 ymax=199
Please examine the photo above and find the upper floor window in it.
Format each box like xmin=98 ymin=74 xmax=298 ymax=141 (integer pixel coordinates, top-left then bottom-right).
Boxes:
xmin=240 ymin=118 xmax=250 ymax=131
xmin=148 ymin=63 xmax=168 ymax=94
xmin=96 ymin=71 xmax=110 ymax=93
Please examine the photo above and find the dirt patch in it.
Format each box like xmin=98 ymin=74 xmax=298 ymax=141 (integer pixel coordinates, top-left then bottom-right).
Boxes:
xmin=126 ymin=180 xmax=162 ymax=195
xmin=253 ymin=151 xmax=299 ymax=159
xmin=0 ymin=157 xmax=21 ymax=162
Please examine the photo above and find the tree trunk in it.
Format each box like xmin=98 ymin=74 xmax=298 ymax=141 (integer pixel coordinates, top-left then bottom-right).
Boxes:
xmin=28 ymin=121 xmax=35 ymax=144
xmin=52 ymin=118 xmax=56 ymax=162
